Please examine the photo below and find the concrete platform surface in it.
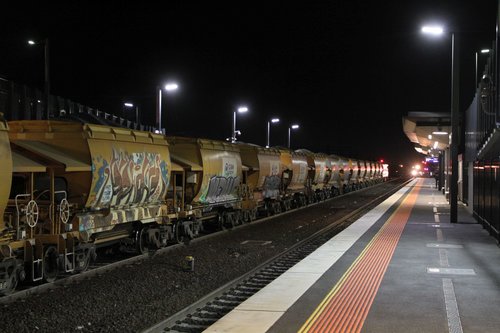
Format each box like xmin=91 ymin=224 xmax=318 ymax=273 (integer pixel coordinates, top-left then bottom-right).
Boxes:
xmin=204 ymin=178 xmax=500 ymax=333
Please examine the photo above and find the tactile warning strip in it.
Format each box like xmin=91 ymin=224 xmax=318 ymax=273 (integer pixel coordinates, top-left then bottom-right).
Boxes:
xmin=298 ymin=179 xmax=422 ymax=333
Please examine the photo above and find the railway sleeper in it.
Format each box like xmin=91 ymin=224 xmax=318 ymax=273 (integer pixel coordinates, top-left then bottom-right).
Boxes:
xmin=252 ymin=277 xmax=275 ymax=284
xmin=213 ymin=298 xmax=240 ymax=307
xmin=231 ymin=289 xmax=254 ymax=297
xmin=185 ymin=315 xmax=218 ymax=326
xmin=203 ymin=303 xmax=233 ymax=313
xmin=171 ymin=322 xmax=208 ymax=332
xmin=221 ymin=294 xmax=249 ymax=302
xmin=234 ymin=285 xmax=261 ymax=292
xmin=194 ymin=310 xmax=224 ymax=319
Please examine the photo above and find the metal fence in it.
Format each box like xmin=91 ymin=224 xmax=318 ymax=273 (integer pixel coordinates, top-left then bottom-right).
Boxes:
xmin=466 ymin=38 xmax=500 ymax=240
xmin=0 ymin=77 xmax=157 ymax=132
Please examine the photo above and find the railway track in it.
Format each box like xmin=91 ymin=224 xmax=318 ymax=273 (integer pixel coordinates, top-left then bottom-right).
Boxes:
xmin=0 ymin=179 xmax=407 ymax=309
xmin=143 ymin=178 xmax=411 ymax=333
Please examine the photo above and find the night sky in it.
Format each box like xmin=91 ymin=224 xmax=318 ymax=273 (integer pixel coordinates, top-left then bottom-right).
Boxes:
xmin=1 ymin=1 xmax=497 ymax=167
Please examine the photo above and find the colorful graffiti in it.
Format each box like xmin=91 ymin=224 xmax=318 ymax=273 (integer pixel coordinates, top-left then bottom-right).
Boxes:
xmin=200 ymin=176 xmax=240 ymax=204
xmin=90 ymin=148 xmax=169 ymax=208
xmin=262 ymin=175 xmax=280 ymax=199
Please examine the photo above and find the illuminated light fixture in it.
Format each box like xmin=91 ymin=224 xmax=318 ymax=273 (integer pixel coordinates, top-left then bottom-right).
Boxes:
xmin=481 ymin=49 xmax=490 ymax=54
xmin=432 ymin=126 xmax=448 ymax=135
xmin=428 ymin=134 xmax=432 ymax=139
xmin=28 ymin=40 xmax=36 ymax=45
xmin=165 ymin=83 xmax=179 ymax=91
xmin=271 ymin=118 xmax=280 ymax=123
xmin=421 ymin=25 xmax=444 ymax=36
xmin=433 ymin=141 xmax=439 ymax=149
xmin=124 ymin=102 xmax=134 ymax=107
xmin=238 ymin=106 xmax=248 ymax=113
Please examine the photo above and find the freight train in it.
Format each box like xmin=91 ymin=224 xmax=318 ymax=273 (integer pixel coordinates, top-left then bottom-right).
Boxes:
xmin=0 ymin=114 xmax=384 ymax=295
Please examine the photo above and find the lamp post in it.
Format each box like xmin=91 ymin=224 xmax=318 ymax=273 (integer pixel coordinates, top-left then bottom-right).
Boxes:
xmin=124 ymin=102 xmax=140 ymax=128
xmin=421 ymin=25 xmax=459 ymax=223
xmin=28 ymin=38 xmax=50 ymax=120
xmin=231 ymin=106 xmax=248 ymax=143
xmin=266 ymin=118 xmax=280 ymax=148
xmin=475 ymin=48 xmax=490 ymax=89
xmin=288 ymin=124 xmax=300 ymax=149
xmin=156 ymin=82 xmax=179 ymax=133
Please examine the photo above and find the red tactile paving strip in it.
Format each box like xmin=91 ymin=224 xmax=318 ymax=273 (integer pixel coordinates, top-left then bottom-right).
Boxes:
xmin=299 ymin=179 xmax=422 ymax=333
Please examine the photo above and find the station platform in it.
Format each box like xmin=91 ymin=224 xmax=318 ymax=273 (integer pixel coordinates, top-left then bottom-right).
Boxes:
xmin=203 ymin=178 xmax=500 ymax=333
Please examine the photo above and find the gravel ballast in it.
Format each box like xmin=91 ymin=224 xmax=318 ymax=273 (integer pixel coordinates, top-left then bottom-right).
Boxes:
xmin=0 ymin=182 xmax=399 ymax=333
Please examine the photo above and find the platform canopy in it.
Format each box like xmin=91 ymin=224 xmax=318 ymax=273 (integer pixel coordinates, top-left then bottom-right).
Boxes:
xmin=402 ymin=112 xmax=451 ymax=155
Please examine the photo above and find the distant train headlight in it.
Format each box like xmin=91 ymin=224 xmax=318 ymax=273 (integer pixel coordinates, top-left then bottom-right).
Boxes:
xmin=411 ymin=169 xmax=418 ymax=176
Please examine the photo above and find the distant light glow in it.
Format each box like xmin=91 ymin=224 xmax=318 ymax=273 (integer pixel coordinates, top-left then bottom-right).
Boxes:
xmin=28 ymin=40 xmax=36 ymax=45
xmin=124 ymin=102 xmax=134 ymax=107
xmin=291 ymin=124 xmax=299 ymax=129
xmin=271 ymin=118 xmax=280 ymax=123
xmin=428 ymin=134 xmax=432 ymax=139
xmin=481 ymin=49 xmax=490 ymax=53
xmin=421 ymin=26 xmax=444 ymax=36
xmin=433 ymin=141 xmax=439 ymax=149
xmin=432 ymin=130 xmax=448 ymax=135
xmin=237 ymin=106 xmax=248 ymax=113
xmin=165 ymin=83 xmax=179 ymax=91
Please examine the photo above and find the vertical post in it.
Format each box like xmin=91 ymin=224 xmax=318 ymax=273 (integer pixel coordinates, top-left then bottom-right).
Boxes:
xmin=288 ymin=127 xmax=291 ymax=149
xmin=44 ymin=39 xmax=50 ymax=120
xmin=232 ymin=111 xmax=236 ymax=143
xmin=135 ymin=106 xmax=140 ymax=128
xmin=475 ymin=51 xmax=478 ymax=89
xmin=266 ymin=121 xmax=270 ymax=148
xmin=450 ymin=32 xmax=460 ymax=223
xmin=156 ymin=87 xmax=162 ymax=132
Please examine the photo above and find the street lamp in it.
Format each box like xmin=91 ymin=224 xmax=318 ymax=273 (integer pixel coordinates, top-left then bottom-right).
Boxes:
xmin=475 ymin=48 xmax=490 ymax=89
xmin=231 ymin=106 xmax=248 ymax=143
xmin=124 ymin=102 xmax=140 ymax=128
xmin=156 ymin=82 xmax=179 ymax=133
xmin=28 ymin=38 xmax=50 ymax=120
xmin=266 ymin=118 xmax=280 ymax=148
xmin=288 ymin=124 xmax=299 ymax=149
xmin=421 ymin=24 xmax=459 ymax=223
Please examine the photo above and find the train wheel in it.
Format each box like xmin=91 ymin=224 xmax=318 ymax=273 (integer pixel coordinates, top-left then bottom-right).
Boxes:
xmin=136 ymin=227 xmax=149 ymax=254
xmin=1 ymin=264 xmax=18 ymax=296
xmin=76 ymin=250 xmax=91 ymax=273
xmin=224 ymin=212 xmax=235 ymax=229
xmin=43 ymin=246 xmax=59 ymax=283
xmin=175 ymin=222 xmax=185 ymax=244
xmin=235 ymin=211 xmax=242 ymax=226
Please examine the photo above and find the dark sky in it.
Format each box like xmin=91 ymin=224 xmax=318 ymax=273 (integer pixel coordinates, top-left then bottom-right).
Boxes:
xmin=1 ymin=1 xmax=498 ymax=167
